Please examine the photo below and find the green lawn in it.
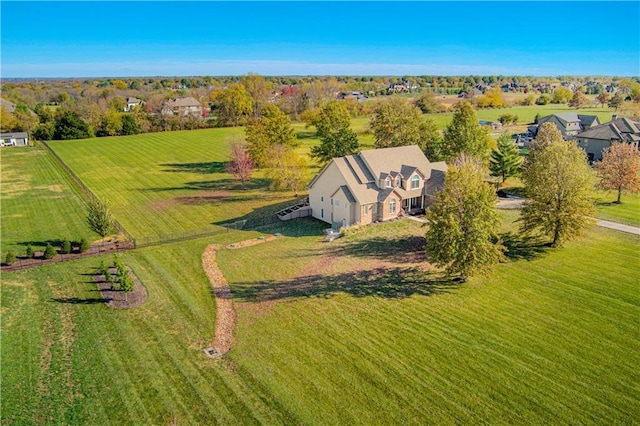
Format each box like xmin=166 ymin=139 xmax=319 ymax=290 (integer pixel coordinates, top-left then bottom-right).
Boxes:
xmin=219 ymin=218 xmax=640 ymax=424
xmin=48 ymin=129 xmax=323 ymax=241
xmin=594 ymin=190 xmax=640 ymax=226
xmin=4 ymin=217 xmax=637 ymax=423
xmin=0 ymin=145 xmax=96 ymax=254
xmin=423 ymin=105 xmax=617 ymax=131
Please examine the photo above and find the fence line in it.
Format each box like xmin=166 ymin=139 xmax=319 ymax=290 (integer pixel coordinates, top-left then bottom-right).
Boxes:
xmin=40 ymin=141 xmax=136 ymax=244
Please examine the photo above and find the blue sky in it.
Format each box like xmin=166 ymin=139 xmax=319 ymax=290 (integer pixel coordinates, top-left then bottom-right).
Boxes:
xmin=2 ymin=1 xmax=639 ymax=77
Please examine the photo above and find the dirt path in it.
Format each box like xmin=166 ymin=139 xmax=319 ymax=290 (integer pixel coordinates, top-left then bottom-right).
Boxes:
xmin=202 ymin=244 xmax=235 ymax=358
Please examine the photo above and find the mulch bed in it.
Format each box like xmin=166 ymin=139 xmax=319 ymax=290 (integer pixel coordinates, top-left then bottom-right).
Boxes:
xmin=93 ymin=266 xmax=147 ymax=309
xmin=227 ymin=234 xmax=283 ymax=249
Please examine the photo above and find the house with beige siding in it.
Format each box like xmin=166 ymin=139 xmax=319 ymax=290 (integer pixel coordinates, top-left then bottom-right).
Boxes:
xmin=576 ymin=116 xmax=640 ymax=162
xmin=308 ymin=145 xmax=447 ymax=228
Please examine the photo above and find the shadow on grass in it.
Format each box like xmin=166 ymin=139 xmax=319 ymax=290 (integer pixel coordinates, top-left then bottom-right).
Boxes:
xmin=500 ymin=232 xmax=550 ymax=261
xmin=140 ymin=178 xmax=272 ymax=193
xmin=50 ymin=297 xmax=109 ymax=305
xmin=209 ymin=195 xmax=325 ymax=237
xmin=320 ymin=234 xmax=426 ymax=264
xmin=16 ymin=239 xmax=64 ymax=248
xmin=232 ymin=267 xmax=460 ymax=302
xmin=160 ymin=161 xmax=226 ymax=174
xmin=296 ymin=131 xmax=317 ymax=140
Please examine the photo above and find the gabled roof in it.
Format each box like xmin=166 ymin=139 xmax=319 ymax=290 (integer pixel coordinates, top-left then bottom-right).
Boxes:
xmin=359 ymin=145 xmax=432 ymax=182
xmin=127 ymin=97 xmax=143 ymax=104
xmin=578 ymin=114 xmax=599 ymax=128
xmin=165 ymin=97 xmax=202 ymax=108
xmin=331 ymin=185 xmax=356 ymax=204
xmin=1 ymin=98 xmax=16 ymax=114
xmin=577 ymin=117 xmax=640 ymax=142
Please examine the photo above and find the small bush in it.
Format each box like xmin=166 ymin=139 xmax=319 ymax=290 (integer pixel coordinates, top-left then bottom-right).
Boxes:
xmin=79 ymin=238 xmax=90 ymax=253
xmin=61 ymin=239 xmax=71 ymax=254
xmin=26 ymin=245 xmax=34 ymax=258
xmin=43 ymin=243 xmax=57 ymax=260
xmin=5 ymin=251 xmax=16 ymax=266
xmin=121 ymin=274 xmax=134 ymax=293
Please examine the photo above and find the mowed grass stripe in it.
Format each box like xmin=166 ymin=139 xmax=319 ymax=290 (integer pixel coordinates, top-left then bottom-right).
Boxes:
xmin=1 ymin=146 xmax=95 ymax=252
xmin=48 ymin=129 xmax=300 ymax=240
xmin=221 ymin=222 xmax=639 ymax=424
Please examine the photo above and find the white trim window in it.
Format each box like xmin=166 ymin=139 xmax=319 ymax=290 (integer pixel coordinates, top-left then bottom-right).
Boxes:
xmin=385 ymin=177 xmax=392 ymax=188
xmin=363 ymin=205 xmax=369 ymax=216
xmin=389 ymin=199 xmax=396 ymax=214
xmin=395 ymin=176 xmax=401 ymax=187
xmin=411 ymin=174 xmax=420 ymax=189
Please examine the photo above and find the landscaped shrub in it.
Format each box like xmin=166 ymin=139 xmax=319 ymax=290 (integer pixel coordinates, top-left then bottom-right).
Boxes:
xmin=121 ymin=274 xmax=134 ymax=293
xmin=25 ymin=245 xmax=34 ymax=258
xmin=5 ymin=251 xmax=16 ymax=266
xmin=43 ymin=243 xmax=57 ymax=260
xmin=61 ymin=239 xmax=71 ymax=254
xmin=79 ymin=238 xmax=90 ymax=253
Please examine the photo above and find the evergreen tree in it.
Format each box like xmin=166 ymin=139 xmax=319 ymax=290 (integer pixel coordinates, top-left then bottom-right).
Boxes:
xmin=86 ymin=198 xmax=114 ymax=238
xmin=5 ymin=251 xmax=16 ymax=266
xmin=521 ymin=140 xmax=594 ymax=247
xmin=43 ymin=243 xmax=57 ymax=259
xmin=310 ymin=101 xmax=359 ymax=165
xmin=489 ymin=132 xmax=522 ymax=184
xmin=442 ymin=101 xmax=491 ymax=161
xmin=26 ymin=245 xmax=34 ymax=258
xmin=53 ymin=111 xmax=93 ymax=140
xmin=425 ymin=156 xmax=505 ymax=281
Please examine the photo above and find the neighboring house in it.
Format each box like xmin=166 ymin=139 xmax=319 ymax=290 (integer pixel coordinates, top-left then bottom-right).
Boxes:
xmin=161 ymin=97 xmax=203 ymax=117
xmin=338 ymin=91 xmax=368 ymax=102
xmin=1 ymin=132 xmax=29 ymax=147
xmin=576 ymin=116 xmax=640 ymax=162
xmin=1 ymin=98 xmax=16 ymax=114
xmin=479 ymin=120 xmax=502 ymax=130
xmin=124 ymin=97 xmax=143 ymax=112
xmin=308 ymin=145 xmax=447 ymax=228
xmin=530 ymin=113 xmax=601 ymax=139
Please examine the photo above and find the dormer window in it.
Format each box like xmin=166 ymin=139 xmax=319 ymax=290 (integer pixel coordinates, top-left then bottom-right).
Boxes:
xmin=385 ymin=177 xmax=391 ymax=188
xmin=411 ymin=175 xmax=420 ymax=189
xmin=395 ymin=176 xmax=401 ymax=187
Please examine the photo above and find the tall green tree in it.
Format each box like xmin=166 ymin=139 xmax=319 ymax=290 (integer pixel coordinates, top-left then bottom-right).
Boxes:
xmin=310 ymin=101 xmax=359 ymax=165
xmin=264 ymin=144 xmax=308 ymax=197
xmin=489 ymin=132 xmax=522 ymax=184
xmin=595 ymin=143 xmax=640 ymax=204
xmin=369 ymin=98 xmax=440 ymax=154
xmin=425 ymin=156 xmax=505 ymax=281
xmin=54 ymin=111 xmax=93 ymax=140
xmin=211 ymin=84 xmax=253 ymax=127
xmin=241 ymin=73 xmax=272 ymax=118
xmin=86 ymin=198 xmax=114 ymax=238
xmin=442 ymin=101 xmax=491 ymax=161
xmin=520 ymin=140 xmax=595 ymax=247
xmin=246 ymin=104 xmax=297 ymax=167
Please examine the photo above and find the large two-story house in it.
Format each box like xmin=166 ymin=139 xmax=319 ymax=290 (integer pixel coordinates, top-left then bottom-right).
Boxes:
xmin=529 ymin=113 xmax=601 ymax=140
xmin=161 ymin=97 xmax=203 ymax=117
xmin=308 ymin=145 xmax=447 ymax=228
xmin=576 ymin=116 xmax=640 ymax=162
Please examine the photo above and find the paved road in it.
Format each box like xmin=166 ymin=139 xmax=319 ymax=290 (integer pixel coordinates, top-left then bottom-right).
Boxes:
xmin=596 ymin=220 xmax=640 ymax=236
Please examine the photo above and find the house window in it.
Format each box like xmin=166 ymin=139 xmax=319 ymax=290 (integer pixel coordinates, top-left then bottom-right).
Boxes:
xmin=334 ymin=199 xmax=340 ymax=207
xmin=363 ymin=205 xmax=369 ymax=216
xmin=321 ymin=195 xmax=324 ymax=202
xmin=373 ymin=204 xmax=378 ymax=214
xmin=321 ymin=208 xmax=324 ymax=218
xmin=389 ymin=199 xmax=396 ymax=214
xmin=411 ymin=175 xmax=420 ymax=189
xmin=395 ymin=177 xmax=401 ymax=187
xmin=385 ymin=177 xmax=391 ymax=188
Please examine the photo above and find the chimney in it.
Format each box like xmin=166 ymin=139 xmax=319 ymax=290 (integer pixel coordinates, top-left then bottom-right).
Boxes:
xmin=612 ymin=114 xmax=618 ymax=121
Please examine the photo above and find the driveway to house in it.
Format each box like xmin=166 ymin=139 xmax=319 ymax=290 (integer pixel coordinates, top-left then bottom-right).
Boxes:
xmin=596 ymin=220 xmax=640 ymax=236
xmin=495 ymin=197 xmax=640 ymax=236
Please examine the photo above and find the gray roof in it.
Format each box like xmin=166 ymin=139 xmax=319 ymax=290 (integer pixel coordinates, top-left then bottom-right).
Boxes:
xmin=165 ymin=97 xmax=202 ymax=108
xmin=577 ymin=117 xmax=640 ymax=142
xmin=359 ymin=145 xmax=432 ymax=182
xmin=1 ymin=132 xmax=28 ymax=138
xmin=1 ymin=98 xmax=16 ymax=114
xmin=578 ymin=114 xmax=599 ymax=128
xmin=331 ymin=185 xmax=356 ymax=204
xmin=126 ymin=97 xmax=143 ymax=104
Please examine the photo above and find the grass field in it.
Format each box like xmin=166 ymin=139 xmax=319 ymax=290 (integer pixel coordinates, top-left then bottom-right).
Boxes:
xmin=594 ymin=191 xmax=640 ymax=226
xmin=48 ymin=129 xmax=321 ymax=241
xmin=3 ymin=215 xmax=638 ymax=423
xmin=0 ymin=145 xmax=96 ymax=254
